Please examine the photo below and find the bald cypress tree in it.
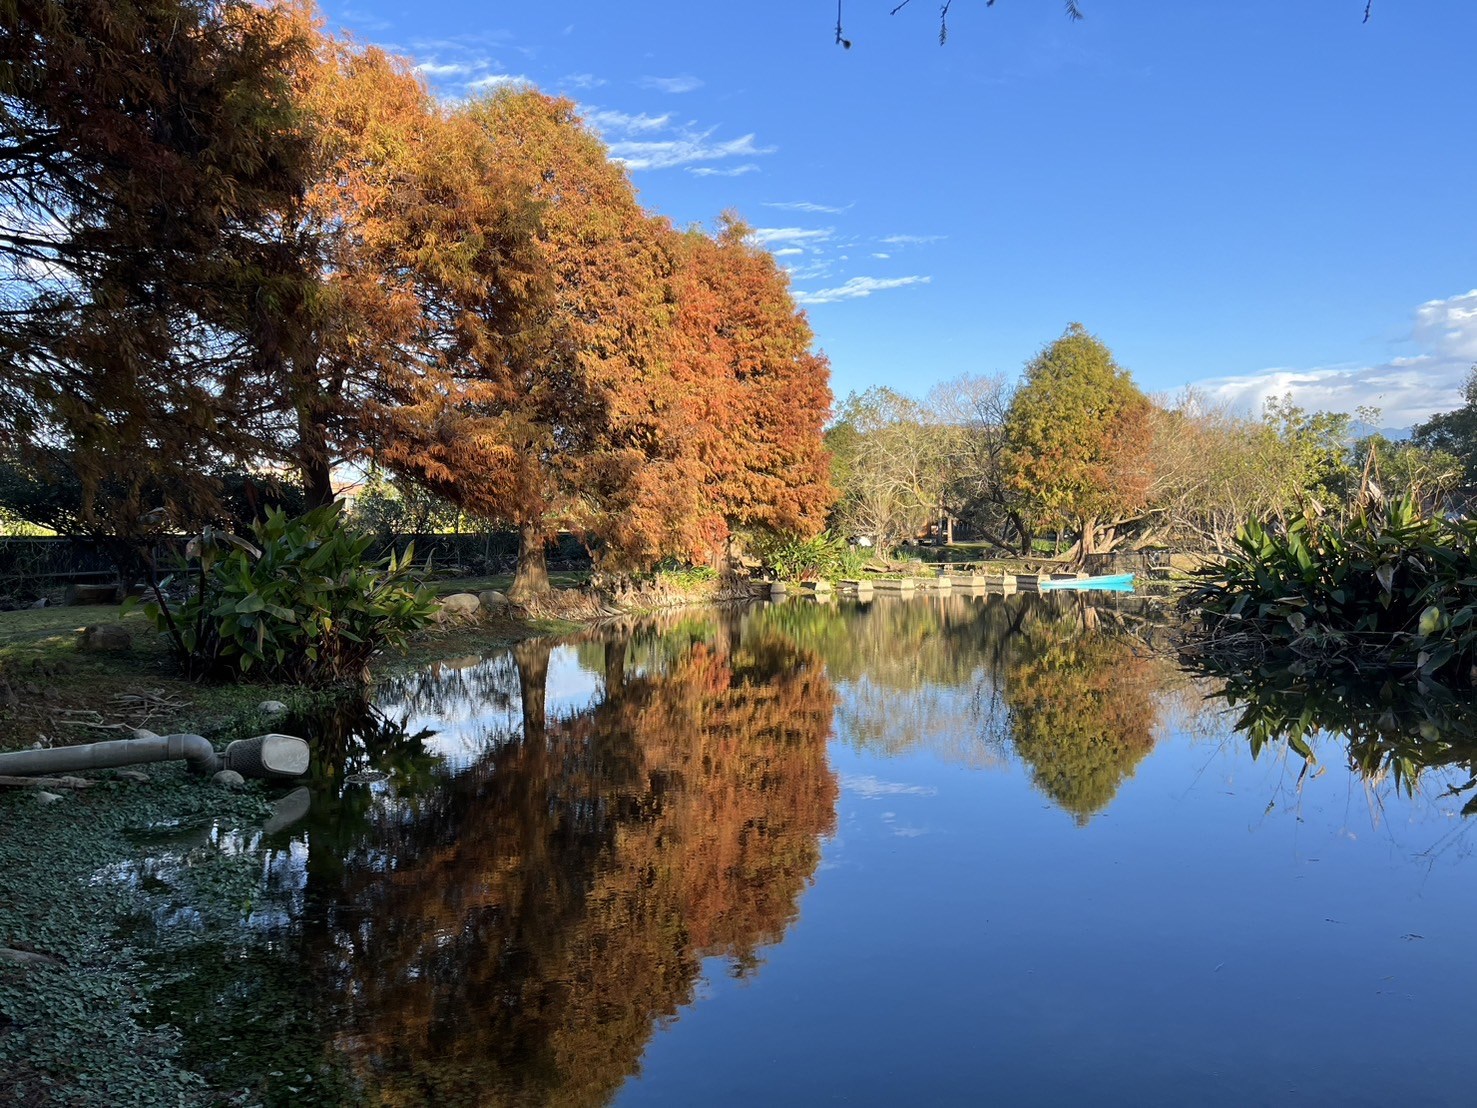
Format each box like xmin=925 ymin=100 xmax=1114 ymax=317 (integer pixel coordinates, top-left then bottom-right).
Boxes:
xmin=1001 ymin=323 xmax=1153 ymax=561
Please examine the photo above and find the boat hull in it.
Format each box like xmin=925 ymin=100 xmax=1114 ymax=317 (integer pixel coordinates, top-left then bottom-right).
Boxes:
xmin=1037 ymin=572 xmax=1135 ymax=592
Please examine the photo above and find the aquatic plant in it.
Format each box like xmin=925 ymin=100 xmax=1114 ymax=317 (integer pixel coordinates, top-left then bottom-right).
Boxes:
xmin=139 ymin=504 xmax=437 ymax=686
xmin=1183 ymin=492 xmax=1477 ymax=686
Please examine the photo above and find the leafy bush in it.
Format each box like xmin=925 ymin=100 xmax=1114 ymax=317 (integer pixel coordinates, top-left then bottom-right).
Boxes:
xmin=140 ymin=504 xmax=438 ymax=685
xmin=1184 ymin=493 xmax=1477 ymax=685
xmin=756 ymin=530 xmax=868 ymax=582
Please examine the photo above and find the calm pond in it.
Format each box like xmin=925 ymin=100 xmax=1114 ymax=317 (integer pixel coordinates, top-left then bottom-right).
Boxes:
xmin=149 ymin=593 xmax=1477 ymax=1105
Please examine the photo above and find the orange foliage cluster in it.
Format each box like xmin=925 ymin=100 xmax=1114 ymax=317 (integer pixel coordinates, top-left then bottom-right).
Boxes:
xmin=270 ymin=17 xmax=837 ymax=593
xmin=2 ymin=2 xmax=834 ymax=593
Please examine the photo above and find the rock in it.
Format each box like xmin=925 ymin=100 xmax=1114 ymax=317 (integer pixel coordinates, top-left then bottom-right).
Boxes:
xmin=76 ymin=624 xmax=132 ymax=652
xmin=212 ymin=769 xmax=246 ymax=789
xmin=115 ymin=769 xmax=151 ymax=784
xmin=477 ymin=589 xmax=510 ymax=614
xmin=438 ymin=592 xmax=482 ymax=622
xmin=34 ymin=791 xmax=63 ymax=805
xmin=258 ymin=700 xmax=289 ymax=717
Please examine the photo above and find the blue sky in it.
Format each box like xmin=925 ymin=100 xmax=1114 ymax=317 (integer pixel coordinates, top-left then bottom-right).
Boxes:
xmin=321 ymin=0 xmax=1477 ymax=427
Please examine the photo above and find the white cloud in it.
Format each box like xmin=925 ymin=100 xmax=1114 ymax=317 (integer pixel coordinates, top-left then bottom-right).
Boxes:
xmin=871 ymin=252 xmax=891 ymax=259
xmin=639 ymin=74 xmax=704 ymax=93
xmin=608 ymin=130 xmax=773 ymax=171
xmin=687 ymin=163 xmax=760 ymax=177
xmin=468 ymin=73 xmax=532 ymax=90
xmin=881 ymin=233 xmax=945 ymax=246
xmin=582 ymin=109 xmax=673 ymax=135
xmin=1192 ymin=289 xmax=1477 ymax=428
xmin=772 ymin=247 xmax=805 ymax=257
xmin=793 ymin=275 xmax=932 ymax=306
xmin=1413 ymin=289 xmax=1477 ymax=362
xmin=562 ymin=72 xmax=605 ymax=89
xmin=415 ymin=61 xmax=470 ymax=78
xmin=764 ymin=200 xmax=850 ymax=214
xmin=750 ymin=226 xmax=834 ymax=246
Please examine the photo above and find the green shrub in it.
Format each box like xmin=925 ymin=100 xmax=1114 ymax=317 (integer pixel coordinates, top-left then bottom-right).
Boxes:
xmin=755 ymin=530 xmax=867 ymax=582
xmin=1184 ymin=493 xmax=1477 ymax=685
xmin=140 ymin=503 xmax=437 ymax=686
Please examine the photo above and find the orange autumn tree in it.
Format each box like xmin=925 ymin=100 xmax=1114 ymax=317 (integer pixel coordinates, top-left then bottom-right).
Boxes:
xmin=671 ymin=215 xmax=836 ymax=562
xmin=376 ymin=88 xmax=705 ymax=601
xmin=233 ymin=14 xmax=541 ymax=508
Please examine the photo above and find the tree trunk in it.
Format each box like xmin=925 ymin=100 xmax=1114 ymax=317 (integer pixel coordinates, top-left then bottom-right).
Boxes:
xmin=508 ymin=520 xmax=550 ymax=603
xmin=1071 ymin=515 xmax=1099 ymax=567
xmin=603 ymin=637 xmax=626 ymax=698
xmin=513 ymin=639 xmax=550 ymax=746
xmin=296 ymin=405 xmax=335 ymax=510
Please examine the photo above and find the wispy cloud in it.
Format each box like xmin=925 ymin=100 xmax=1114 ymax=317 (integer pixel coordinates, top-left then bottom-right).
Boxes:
xmin=608 ymin=130 xmax=772 ymax=171
xmin=638 ymin=74 xmax=704 ymax=94
xmin=764 ymin=200 xmax=850 ymax=214
xmin=842 ymin=774 xmax=939 ymax=799
xmin=750 ymin=226 xmax=834 ymax=246
xmin=772 ymin=247 xmax=805 ymax=257
xmin=582 ymin=109 xmax=673 ymax=135
xmin=468 ymin=73 xmax=532 ymax=90
xmin=1192 ymin=289 xmax=1477 ymax=427
xmin=881 ymin=234 xmax=945 ymax=247
xmin=871 ymin=252 xmax=891 ymax=259
xmin=794 ymin=275 xmax=932 ymax=306
xmin=562 ymin=72 xmax=605 ymax=90
xmin=687 ymin=163 xmax=761 ymax=177
xmin=783 ymin=261 xmax=834 ymax=281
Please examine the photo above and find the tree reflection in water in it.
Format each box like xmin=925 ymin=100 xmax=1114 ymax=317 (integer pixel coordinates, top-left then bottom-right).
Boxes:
xmin=150 ymin=596 xmax=1182 ymax=1103
xmin=286 ymin=611 xmax=838 ymax=1106
xmin=748 ymin=593 xmax=1169 ymax=822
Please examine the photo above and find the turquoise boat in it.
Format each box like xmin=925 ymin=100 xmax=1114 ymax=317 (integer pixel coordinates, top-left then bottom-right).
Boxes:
xmin=1038 ymin=572 xmax=1135 ymax=593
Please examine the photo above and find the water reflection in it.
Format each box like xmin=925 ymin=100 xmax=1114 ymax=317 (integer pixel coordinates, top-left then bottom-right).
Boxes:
xmin=237 ymin=612 xmax=837 ymax=1105
xmin=135 ymin=593 xmax=1477 ymax=1106
xmin=1187 ymin=654 xmax=1477 ymax=812
xmin=751 ymin=593 xmax=1176 ymax=821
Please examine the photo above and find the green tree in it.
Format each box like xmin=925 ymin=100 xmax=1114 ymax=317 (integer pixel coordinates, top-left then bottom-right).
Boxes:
xmin=1261 ymin=396 xmax=1357 ymax=510
xmin=1411 ymin=366 xmax=1477 ymax=482
xmin=1001 ymin=323 xmax=1154 ymax=561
